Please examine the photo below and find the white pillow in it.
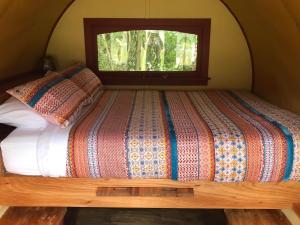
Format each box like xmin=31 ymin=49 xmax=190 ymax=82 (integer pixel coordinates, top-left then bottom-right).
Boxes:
xmin=0 ymin=97 xmax=48 ymax=129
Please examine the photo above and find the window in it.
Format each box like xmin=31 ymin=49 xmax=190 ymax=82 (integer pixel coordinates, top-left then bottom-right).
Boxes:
xmin=84 ymin=19 xmax=211 ymax=85
xmin=97 ymin=30 xmax=198 ymax=72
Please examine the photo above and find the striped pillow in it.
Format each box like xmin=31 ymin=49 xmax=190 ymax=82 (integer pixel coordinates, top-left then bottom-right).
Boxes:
xmin=60 ymin=64 xmax=102 ymax=101
xmin=6 ymin=72 xmax=90 ymax=127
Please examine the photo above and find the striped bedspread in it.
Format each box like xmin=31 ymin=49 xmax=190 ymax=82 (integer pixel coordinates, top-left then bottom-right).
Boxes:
xmin=67 ymin=90 xmax=300 ymax=182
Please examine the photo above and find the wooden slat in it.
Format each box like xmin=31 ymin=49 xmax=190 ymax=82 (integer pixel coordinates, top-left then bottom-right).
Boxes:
xmin=96 ymin=187 xmax=194 ymax=197
xmin=225 ymin=209 xmax=292 ymax=225
xmin=0 ymin=207 xmax=8 ymax=218
xmin=0 ymin=177 xmax=299 ymax=208
xmin=0 ymin=207 xmax=66 ymax=225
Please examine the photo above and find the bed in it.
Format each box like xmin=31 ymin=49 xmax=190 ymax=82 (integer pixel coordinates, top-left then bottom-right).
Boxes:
xmin=0 ymin=66 xmax=299 ymax=209
xmin=1 ymin=89 xmax=300 ymax=182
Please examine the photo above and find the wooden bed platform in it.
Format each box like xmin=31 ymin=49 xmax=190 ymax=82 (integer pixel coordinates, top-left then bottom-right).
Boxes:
xmin=0 ymin=175 xmax=299 ymax=209
xmin=0 ymin=73 xmax=299 ymax=209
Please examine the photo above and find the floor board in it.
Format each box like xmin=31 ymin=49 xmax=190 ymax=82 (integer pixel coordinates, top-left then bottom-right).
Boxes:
xmin=293 ymin=204 xmax=300 ymax=218
xmin=0 ymin=207 xmax=66 ymax=225
xmin=225 ymin=209 xmax=292 ymax=225
xmin=65 ymin=208 xmax=227 ymax=225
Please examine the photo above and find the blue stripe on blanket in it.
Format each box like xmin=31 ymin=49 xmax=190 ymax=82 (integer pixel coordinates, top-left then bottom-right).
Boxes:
xmin=229 ymin=91 xmax=294 ymax=181
xmin=162 ymin=91 xmax=178 ymax=180
xmin=29 ymin=65 xmax=85 ymax=107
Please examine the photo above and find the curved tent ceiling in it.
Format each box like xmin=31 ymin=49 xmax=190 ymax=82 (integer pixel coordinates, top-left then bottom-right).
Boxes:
xmin=223 ymin=0 xmax=300 ymax=115
xmin=0 ymin=0 xmax=299 ymax=114
xmin=0 ymin=0 xmax=73 ymax=79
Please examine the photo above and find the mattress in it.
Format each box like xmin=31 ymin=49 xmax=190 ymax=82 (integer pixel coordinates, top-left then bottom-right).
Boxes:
xmin=1 ymin=125 xmax=70 ymax=177
xmin=1 ymin=90 xmax=300 ymax=182
xmin=1 ymin=128 xmax=41 ymax=175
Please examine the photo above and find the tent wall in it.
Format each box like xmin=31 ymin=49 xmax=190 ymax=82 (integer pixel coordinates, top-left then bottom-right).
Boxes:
xmin=0 ymin=0 xmax=299 ymax=113
xmin=0 ymin=0 xmax=73 ymax=79
xmin=224 ymin=0 xmax=300 ymax=114
xmin=47 ymin=0 xmax=252 ymax=90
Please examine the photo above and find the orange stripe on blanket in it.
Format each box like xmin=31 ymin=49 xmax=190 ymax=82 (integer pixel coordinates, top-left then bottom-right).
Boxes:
xmin=222 ymin=91 xmax=287 ymax=181
xmin=97 ymin=91 xmax=136 ymax=178
xmin=206 ymin=91 xmax=264 ymax=182
xmin=69 ymin=91 xmax=114 ymax=177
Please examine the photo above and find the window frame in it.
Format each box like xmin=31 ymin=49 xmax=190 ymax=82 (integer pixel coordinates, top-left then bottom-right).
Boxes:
xmin=84 ymin=18 xmax=211 ymax=86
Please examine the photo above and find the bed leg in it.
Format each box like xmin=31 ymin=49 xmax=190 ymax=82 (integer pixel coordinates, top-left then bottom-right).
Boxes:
xmin=293 ymin=204 xmax=300 ymax=219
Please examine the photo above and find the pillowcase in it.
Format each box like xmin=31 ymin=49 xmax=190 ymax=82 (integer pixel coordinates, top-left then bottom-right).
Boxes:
xmin=6 ymin=71 xmax=90 ymax=127
xmin=60 ymin=64 xmax=103 ymax=101
xmin=0 ymin=97 xmax=48 ymax=129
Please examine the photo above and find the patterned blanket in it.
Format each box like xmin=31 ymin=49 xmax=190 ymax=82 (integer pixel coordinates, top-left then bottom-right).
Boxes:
xmin=67 ymin=90 xmax=300 ymax=182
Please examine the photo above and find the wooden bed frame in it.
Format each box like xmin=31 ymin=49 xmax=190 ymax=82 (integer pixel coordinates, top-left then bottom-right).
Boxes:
xmin=0 ymin=72 xmax=299 ymax=209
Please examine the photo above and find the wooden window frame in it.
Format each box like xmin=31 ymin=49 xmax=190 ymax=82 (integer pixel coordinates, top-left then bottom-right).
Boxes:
xmin=84 ymin=18 xmax=211 ymax=86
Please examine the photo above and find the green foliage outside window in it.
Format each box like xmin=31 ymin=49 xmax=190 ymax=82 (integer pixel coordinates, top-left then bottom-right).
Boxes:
xmin=97 ymin=30 xmax=198 ymax=72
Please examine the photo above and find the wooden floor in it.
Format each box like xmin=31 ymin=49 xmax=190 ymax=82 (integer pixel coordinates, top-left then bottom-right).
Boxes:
xmin=65 ymin=208 xmax=228 ymax=225
xmin=225 ymin=209 xmax=292 ymax=225
xmin=0 ymin=207 xmax=66 ymax=225
xmin=0 ymin=207 xmax=293 ymax=225
xmin=65 ymin=208 xmax=294 ymax=225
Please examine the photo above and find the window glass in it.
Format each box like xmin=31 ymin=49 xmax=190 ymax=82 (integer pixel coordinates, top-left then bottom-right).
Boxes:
xmin=97 ymin=30 xmax=198 ymax=72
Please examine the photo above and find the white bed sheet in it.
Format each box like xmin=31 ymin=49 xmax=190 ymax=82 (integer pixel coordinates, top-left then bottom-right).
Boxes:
xmin=0 ymin=124 xmax=71 ymax=177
